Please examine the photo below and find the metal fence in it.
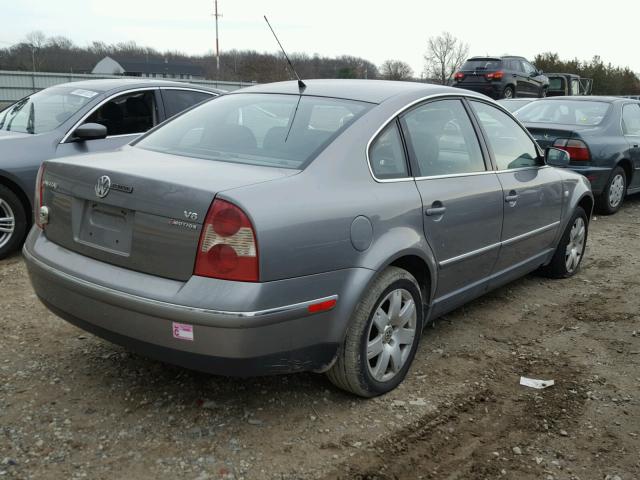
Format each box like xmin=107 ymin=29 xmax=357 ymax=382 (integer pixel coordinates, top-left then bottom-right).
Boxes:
xmin=0 ymin=70 xmax=255 ymax=108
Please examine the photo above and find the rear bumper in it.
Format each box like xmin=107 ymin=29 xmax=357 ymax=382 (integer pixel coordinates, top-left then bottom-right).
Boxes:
xmin=452 ymin=82 xmax=501 ymax=99
xmin=23 ymin=229 xmax=375 ymax=376
xmin=568 ymin=165 xmax=612 ymax=195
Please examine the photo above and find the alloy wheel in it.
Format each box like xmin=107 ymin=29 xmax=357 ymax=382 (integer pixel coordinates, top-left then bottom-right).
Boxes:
xmin=565 ymin=217 xmax=586 ymax=273
xmin=608 ymin=173 xmax=625 ymax=208
xmin=0 ymin=198 xmax=16 ymax=250
xmin=366 ymin=288 xmax=417 ymax=383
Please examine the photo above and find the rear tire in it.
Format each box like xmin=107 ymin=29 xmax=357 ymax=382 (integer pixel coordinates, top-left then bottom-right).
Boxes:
xmin=596 ymin=166 xmax=626 ymax=215
xmin=326 ymin=267 xmax=423 ymax=397
xmin=0 ymin=185 xmax=28 ymax=260
xmin=502 ymin=85 xmax=515 ymax=99
xmin=539 ymin=207 xmax=588 ymax=279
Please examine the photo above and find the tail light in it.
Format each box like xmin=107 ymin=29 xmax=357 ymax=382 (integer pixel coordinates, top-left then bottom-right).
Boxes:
xmin=454 ymin=72 xmax=465 ymax=81
xmin=194 ymin=198 xmax=259 ymax=282
xmin=553 ymin=138 xmax=590 ymax=161
xmin=486 ymin=71 xmax=504 ymax=80
xmin=34 ymin=163 xmax=46 ymax=229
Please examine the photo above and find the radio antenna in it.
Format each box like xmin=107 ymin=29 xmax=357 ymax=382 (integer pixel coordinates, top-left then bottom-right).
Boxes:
xmin=263 ymin=15 xmax=306 ymax=91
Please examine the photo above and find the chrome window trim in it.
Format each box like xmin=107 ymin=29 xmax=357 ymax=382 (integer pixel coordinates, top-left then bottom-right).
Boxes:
xmin=365 ymin=92 xmax=528 ymax=183
xmin=414 ymin=170 xmax=496 ymax=181
xmin=60 ymin=86 xmax=217 ymax=144
xmin=439 ymin=220 xmax=561 ymax=267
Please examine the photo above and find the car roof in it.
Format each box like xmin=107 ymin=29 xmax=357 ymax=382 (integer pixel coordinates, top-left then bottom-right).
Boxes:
xmin=538 ymin=96 xmax=630 ymax=103
xmin=230 ymin=79 xmax=477 ymax=104
xmin=467 ymin=56 xmax=525 ymax=61
xmin=47 ymin=78 xmax=222 ymax=94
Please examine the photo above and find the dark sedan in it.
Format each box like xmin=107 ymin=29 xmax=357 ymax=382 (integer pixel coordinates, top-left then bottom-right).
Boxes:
xmin=0 ymin=79 xmax=221 ymax=258
xmin=515 ymin=96 xmax=640 ymax=214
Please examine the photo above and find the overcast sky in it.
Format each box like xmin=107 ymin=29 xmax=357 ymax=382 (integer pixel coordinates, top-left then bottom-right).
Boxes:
xmin=2 ymin=0 xmax=639 ymax=76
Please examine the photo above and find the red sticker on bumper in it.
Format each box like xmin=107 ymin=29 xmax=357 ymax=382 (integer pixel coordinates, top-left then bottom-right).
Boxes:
xmin=172 ymin=322 xmax=194 ymax=341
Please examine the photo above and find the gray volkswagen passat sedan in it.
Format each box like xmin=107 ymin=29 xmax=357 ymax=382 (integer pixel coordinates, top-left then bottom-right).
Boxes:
xmin=23 ymin=80 xmax=593 ymax=397
xmin=0 ymin=79 xmax=221 ymax=259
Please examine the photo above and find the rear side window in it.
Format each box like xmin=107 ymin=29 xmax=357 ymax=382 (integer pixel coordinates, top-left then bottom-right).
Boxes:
xmin=369 ymin=122 xmax=409 ymax=180
xmin=135 ymin=93 xmax=372 ymax=169
xmin=622 ymin=104 xmax=640 ymax=135
xmin=401 ymin=99 xmax=486 ymax=177
xmin=85 ymin=90 xmax=157 ymax=136
xmin=470 ymin=100 xmax=541 ymax=170
xmin=162 ymin=89 xmax=213 ymax=118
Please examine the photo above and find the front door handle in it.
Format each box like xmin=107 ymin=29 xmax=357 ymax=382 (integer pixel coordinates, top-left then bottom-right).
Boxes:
xmin=505 ymin=191 xmax=519 ymax=204
xmin=425 ymin=201 xmax=446 ymax=216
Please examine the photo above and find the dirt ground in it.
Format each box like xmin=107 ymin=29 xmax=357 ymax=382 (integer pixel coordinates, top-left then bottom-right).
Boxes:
xmin=1 ymin=197 xmax=639 ymax=480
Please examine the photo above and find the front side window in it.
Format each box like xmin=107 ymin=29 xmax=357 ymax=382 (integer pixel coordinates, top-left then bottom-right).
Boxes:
xmin=622 ymin=103 xmax=640 ymax=136
xmin=401 ymin=99 xmax=486 ymax=177
xmin=135 ymin=93 xmax=372 ymax=169
xmin=369 ymin=122 xmax=408 ymax=179
xmin=521 ymin=61 xmax=537 ymax=75
xmin=470 ymin=100 xmax=541 ymax=170
xmin=84 ymin=90 xmax=157 ymax=136
xmin=0 ymin=86 xmax=99 ymax=134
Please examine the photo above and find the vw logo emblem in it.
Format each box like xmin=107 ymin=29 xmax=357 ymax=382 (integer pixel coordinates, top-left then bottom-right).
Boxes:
xmin=95 ymin=175 xmax=111 ymax=198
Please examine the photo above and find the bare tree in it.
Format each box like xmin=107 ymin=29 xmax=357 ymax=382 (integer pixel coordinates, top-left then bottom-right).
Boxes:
xmin=379 ymin=60 xmax=413 ymax=81
xmin=423 ymin=32 xmax=469 ymax=85
xmin=24 ymin=31 xmax=47 ymax=71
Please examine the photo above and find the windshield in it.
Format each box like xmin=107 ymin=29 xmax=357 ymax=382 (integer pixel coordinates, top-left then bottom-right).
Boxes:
xmin=135 ymin=93 xmax=372 ymax=169
xmin=515 ymin=100 xmax=611 ymax=126
xmin=0 ymin=86 xmax=99 ymax=134
xmin=461 ymin=59 xmax=502 ymax=71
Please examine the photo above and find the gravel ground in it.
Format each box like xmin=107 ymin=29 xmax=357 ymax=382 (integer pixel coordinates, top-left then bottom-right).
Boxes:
xmin=1 ymin=196 xmax=639 ymax=480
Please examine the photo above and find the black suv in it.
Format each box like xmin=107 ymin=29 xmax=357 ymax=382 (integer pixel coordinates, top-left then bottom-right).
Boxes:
xmin=452 ymin=56 xmax=549 ymax=100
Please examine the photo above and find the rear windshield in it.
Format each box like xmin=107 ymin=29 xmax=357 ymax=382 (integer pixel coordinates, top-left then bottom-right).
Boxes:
xmin=461 ymin=59 xmax=502 ymax=71
xmin=515 ymin=100 xmax=611 ymax=126
xmin=135 ymin=93 xmax=372 ymax=169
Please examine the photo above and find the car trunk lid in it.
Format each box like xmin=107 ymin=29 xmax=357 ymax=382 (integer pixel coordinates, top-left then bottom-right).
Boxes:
xmin=41 ymin=146 xmax=297 ymax=281
xmin=523 ymin=122 xmax=595 ymax=149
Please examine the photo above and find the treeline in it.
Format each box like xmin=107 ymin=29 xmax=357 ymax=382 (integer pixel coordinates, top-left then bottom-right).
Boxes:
xmin=534 ymin=52 xmax=640 ymax=95
xmin=0 ymin=32 xmax=379 ymax=82
xmin=2 ymin=33 xmax=640 ymax=95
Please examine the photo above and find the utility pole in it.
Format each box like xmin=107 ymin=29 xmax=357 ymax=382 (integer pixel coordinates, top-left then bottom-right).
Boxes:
xmin=214 ymin=0 xmax=222 ymax=78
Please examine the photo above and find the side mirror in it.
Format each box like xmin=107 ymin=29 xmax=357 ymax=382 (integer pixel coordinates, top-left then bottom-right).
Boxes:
xmin=73 ymin=123 xmax=107 ymax=141
xmin=545 ymin=147 xmax=570 ymax=167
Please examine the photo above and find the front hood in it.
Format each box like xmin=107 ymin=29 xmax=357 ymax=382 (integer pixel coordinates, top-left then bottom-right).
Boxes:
xmin=0 ymin=130 xmax=32 ymax=140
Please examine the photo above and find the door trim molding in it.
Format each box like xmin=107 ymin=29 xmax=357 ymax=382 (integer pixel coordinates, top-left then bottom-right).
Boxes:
xmin=438 ymin=220 xmax=560 ymax=268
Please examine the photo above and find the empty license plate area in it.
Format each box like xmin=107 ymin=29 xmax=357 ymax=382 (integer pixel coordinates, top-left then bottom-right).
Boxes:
xmin=76 ymin=201 xmax=134 ymax=255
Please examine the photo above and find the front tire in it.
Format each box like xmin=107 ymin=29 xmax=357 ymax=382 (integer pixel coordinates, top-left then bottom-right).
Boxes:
xmin=540 ymin=87 xmax=547 ymax=98
xmin=596 ymin=166 xmax=626 ymax=215
xmin=0 ymin=185 xmax=28 ymax=260
xmin=326 ymin=267 xmax=423 ymax=397
xmin=539 ymin=207 xmax=588 ymax=279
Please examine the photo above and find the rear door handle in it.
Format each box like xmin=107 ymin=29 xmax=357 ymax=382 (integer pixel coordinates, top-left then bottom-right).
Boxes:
xmin=425 ymin=201 xmax=446 ymax=216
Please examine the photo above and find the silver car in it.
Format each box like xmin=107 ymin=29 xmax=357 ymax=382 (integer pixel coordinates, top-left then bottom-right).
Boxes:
xmin=23 ymin=80 xmax=593 ymax=397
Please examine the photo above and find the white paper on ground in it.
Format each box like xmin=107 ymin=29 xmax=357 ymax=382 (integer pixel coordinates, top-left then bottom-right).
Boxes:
xmin=520 ymin=376 xmax=555 ymax=389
